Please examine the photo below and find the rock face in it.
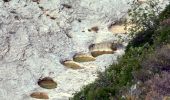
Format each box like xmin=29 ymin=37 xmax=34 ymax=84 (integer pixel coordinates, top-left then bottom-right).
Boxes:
xmin=73 ymin=53 xmax=96 ymax=62
xmin=30 ymin=92 xmax=49 ymax=99
xmin=0 ymin=0 xmax=168 ymax=100
xmin=38 ymin=77 xmax=57 ymax=89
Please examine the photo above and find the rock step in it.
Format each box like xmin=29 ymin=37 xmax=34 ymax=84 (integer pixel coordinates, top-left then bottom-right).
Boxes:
xmin=38 ymin=77 xmax=57 ymax=89
xmin=91 ymin=50 xmax=114 ymax=57
xmin=89 ymin=42 xmax=120 ymax=57
xmin=61 ymin=60 xmax=81 ymax=69
xmin=73 ymin=53 xmax=96 ymax=62
xmin=30 ymin=92 xmax=49 ymax=99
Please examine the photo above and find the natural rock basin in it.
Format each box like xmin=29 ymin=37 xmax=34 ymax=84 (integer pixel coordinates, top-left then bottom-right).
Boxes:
xmin=38 ymin=77 xmax=57 ymax=89
xmin=62 ymin=60 xmax=81 ymax=69
xmin=73 ymin=53 xmax=96 ymax=62
xmin=0 ymin=0 xmax=168 ymax=100
xmin=91 ymin=50 xmax=114 ymax=57
xmin=89 ymin=42 xmax=118 ymax=57
xmin=30 ymin=92 xmax=49 ymax=99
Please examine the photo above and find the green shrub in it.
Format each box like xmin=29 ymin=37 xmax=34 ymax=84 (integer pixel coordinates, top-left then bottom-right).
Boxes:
xmin=125 ymin=0 xmax=162 ymax=37
xmin=154 ymin=26 xmax=170 ymax=45
xmin=159 ymin=3 xmax=170 ymax=20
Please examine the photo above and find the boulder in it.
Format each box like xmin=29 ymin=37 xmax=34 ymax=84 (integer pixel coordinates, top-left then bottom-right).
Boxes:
xmin=73 ymin=53 xmax=96 ymax=62
xmin=62 ymin=60 xmax=81 ymax=69
xmin=38 ymin=77 xmax=57 ymax=89
xmin=30 ymin=92 xmax=49 ymax=99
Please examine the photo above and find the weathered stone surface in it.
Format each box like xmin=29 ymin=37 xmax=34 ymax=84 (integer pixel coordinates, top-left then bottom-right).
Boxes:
xmin=62 ymin=60 xmax=81 ymax=69
xmin=0 ymin=0 xmax=168 ymax=99
xmin=38 ymin=77 xmax=57 ymax=89
xmin=73 ymin=53 xmax=96 ymax=62
xmin=30 ymin=92 xmax=49 ymax=99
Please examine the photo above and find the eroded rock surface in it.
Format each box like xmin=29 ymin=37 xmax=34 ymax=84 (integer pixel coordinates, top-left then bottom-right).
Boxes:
xmin=0 ymin=0 xmax=168 ymax=100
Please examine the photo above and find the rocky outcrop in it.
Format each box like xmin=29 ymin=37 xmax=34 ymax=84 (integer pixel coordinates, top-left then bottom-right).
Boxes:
xmin=0 ymin=0 xmax=168 ymax=99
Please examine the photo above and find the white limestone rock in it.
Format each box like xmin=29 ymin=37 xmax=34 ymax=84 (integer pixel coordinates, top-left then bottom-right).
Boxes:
xmin=0 ymin=0 xmax=168 ymax=100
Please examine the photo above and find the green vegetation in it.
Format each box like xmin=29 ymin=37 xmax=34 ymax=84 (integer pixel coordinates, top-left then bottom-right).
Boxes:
xmin=125 ymin=0 xmax=161 ymax=37
xmin=72 ymin=1 xmax=170 ymax=100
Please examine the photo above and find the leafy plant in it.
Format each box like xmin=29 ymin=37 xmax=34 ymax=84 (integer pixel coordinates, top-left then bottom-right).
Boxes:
xmin=159 ymin=3 xmax=170 ymax=20
xmin=125 ymin=0 xmax=162 ymax=37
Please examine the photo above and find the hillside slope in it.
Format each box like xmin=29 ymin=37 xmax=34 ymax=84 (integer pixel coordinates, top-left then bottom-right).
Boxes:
xmin=72 ymin=2 xmax=170 ymax=100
